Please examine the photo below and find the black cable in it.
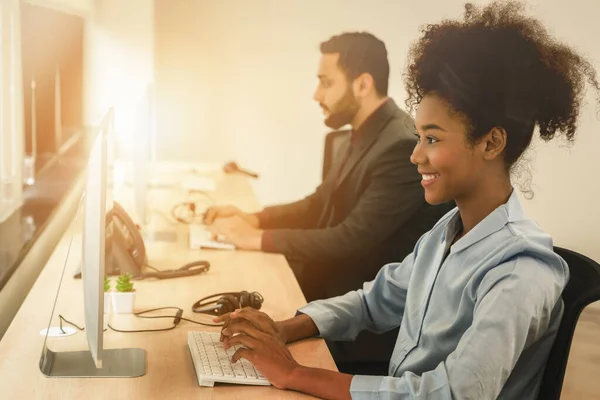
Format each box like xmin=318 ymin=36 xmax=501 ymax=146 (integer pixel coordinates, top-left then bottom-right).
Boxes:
xmin=57 ymin=306 xmax=222 ymax=335
xmin=135 ymin=307 xmax=223 ymax=327
xmin=59 ymin=314 xmax=84 ymax=333
xmin=107 ymin=321 xmax=179 ymax=333
xmin=58 ymin=314 xmax=107 ymax=333
xmin=144 ymin=264 xmax=160 ymax=272
xmin=107 ymin=306 xmax=223 ymax=333
xmin=176 ymin=317 xmax=222 ymax=327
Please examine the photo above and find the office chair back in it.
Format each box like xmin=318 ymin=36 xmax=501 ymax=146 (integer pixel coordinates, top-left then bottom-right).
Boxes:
xmin=537 ymin=246 xmax=600 ymax=400
xmin=323 ymin=130 xmax=351 ymax=181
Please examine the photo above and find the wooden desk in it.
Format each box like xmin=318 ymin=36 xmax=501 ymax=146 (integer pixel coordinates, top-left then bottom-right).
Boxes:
xmin=0 ymin=164 xmax=336 ymax=399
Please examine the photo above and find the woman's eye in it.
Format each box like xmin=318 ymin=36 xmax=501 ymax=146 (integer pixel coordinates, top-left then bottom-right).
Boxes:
xmin=427 ymin=137 xmax=438 ymax=144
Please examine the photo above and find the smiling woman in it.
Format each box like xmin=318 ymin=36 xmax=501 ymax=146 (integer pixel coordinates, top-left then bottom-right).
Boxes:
xmin=405 ymin=0 xmax=600 ymax=234
xmin=404 ymin=0 xmax=600 ymax=192
xmin=409 ymin=95 xmax=490 ymax=209
xmin=204 ymin=2 xmax=600 ymax=400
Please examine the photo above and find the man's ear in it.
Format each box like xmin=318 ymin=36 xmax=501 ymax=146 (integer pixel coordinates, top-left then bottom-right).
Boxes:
xmin=353 ymin=73 xmax=374 ymax=98
xmin=481 ymin=126 xmax=507 ymax=161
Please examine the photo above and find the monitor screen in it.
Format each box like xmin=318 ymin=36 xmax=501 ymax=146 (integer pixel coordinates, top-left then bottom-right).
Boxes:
xmin=81 ymin=115 xmax=109 ymax=368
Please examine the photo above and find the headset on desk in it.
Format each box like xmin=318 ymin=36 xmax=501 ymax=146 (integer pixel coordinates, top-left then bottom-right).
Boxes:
xmin=192 ymin=291 xmax=264 ymax=316
xmin=170 ymin=190 xmax=215 ymax=225
xmin=105 ymin=290 xmax=265 ymax=333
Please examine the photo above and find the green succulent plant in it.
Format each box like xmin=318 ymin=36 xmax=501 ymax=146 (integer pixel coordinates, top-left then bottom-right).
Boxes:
xmin=104 ymin=275 xmax=111 ymax=292
xmin=115 ymin=273 xmax=134 ymax=292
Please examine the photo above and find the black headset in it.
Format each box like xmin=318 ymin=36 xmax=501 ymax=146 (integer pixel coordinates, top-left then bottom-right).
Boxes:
xmin=192 ymin=291 xmax=264 ymax=316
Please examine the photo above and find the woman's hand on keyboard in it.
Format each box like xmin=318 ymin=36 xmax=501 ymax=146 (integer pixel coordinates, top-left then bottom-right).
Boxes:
xmin=219 ymin=311 xmax=299 ymax=389
xmin=215 ymin=308 xmax=286 ymax=344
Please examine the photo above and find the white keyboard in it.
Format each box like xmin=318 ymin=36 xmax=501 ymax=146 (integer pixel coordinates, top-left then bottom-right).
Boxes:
xmin=188 ymin=331 xmax=270 ymax=387
xmin=189 ymin=224 xmax=236 ymax=250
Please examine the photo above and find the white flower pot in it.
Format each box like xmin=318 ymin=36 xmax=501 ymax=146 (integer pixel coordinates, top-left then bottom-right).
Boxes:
xmin=111 ymin=291 xmax=136 ymax=314
xmin=104 ymin=292 xmax=112 ymax=314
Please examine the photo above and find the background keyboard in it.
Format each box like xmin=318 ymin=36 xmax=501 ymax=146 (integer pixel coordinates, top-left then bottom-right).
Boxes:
xmin=188 ymin=331 xmax=270 ymax=387
xmin=189 ymin=224 xmax=236 ymax=250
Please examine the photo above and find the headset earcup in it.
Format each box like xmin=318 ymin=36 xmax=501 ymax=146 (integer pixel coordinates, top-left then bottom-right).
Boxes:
xmin=217 ymin=295 xmax=240 ymax=315
xmin=238 ymin=291 xmax=250 ymax=309
xmin=239 ymin=290 xmax=263 ymax=310
xmin=238 ymin=291 xmax=263 ymax=310
xmin=250 ymin=292 xmax=263 ymax=310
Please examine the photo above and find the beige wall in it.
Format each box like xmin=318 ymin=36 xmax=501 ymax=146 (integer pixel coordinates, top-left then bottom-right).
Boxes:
xmin=154 ymin=0 xmax=600 ymax=262
xmin=153 ymin=0 xmax=459 ymax=205
xmin=505 ymin=0 xmax=600 ymax=262
xmin=84 ymin=0 xmax=154 ymax=160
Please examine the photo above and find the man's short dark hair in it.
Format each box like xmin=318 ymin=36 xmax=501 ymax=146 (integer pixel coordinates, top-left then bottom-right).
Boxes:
xmin=320 ymin=32 xmax=389 ymax=96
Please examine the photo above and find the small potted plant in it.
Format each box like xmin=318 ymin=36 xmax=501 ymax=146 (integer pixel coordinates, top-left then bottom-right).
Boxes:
xmin=104 ymin=275 xmax=112 ymax=314
xmin=111 ymin=273 xmax=136 ymax=314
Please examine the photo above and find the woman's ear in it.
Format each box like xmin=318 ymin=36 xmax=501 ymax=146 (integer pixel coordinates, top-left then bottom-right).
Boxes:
xmin=482 ymin=127 xmax=507 ymax=161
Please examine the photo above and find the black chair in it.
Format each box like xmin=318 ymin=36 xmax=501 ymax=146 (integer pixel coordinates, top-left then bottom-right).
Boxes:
xmin=322 ymin=129 xmax=351 ymax=180
xmin=537 ymin=246 xmax=600 ymax=400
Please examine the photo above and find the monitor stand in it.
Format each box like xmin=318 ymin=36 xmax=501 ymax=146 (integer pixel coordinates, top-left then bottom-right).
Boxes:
xmin=40 ymin=345 xmax=146 ymax=378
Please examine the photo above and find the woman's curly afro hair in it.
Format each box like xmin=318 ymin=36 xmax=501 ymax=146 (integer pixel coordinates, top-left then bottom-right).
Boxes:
xmin=404 ymin=0 xmax=600 ymax=168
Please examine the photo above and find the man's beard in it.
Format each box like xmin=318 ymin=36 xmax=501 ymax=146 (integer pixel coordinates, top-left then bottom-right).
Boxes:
xmin=323 ymin=88 xmax=360 ymax=130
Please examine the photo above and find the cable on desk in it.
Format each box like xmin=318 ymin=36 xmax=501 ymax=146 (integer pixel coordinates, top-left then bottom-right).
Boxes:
xmin=144 ymin=264 xmax=160 ymax=272
xmin=107 ymin=306 xmax=223 ymax=333
xmin=57 ymin=307 xmax=221 ymax=335
xmin=58 ymin=314 xmax=107 ymax=333
xmin=59 ymin=315 xmax=85 ymax=333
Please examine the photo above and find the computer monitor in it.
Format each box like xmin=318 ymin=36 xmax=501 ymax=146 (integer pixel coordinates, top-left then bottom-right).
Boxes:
xmin=133 ymin=85 xmax=150 ymax=227
xmin=39 ymin=111 xmax=146 ymax=378
xmin=82 ymin=108 xmax=108 ymax=368
xmin=132 ymin=83 xmax=177 ymax=242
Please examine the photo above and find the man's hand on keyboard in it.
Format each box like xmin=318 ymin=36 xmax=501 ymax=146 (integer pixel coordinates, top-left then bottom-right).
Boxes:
xmin=215 ymin=308 xmax=296 ymax=389
xmin=208 ymin=216 xmax=263 ymax=251
xmin=203 ymin=205 xmax=260 ymax=228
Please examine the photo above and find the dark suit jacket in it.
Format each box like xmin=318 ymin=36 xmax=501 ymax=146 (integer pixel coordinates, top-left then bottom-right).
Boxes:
xmin=258 ymin=99 xmax=453 ymax=301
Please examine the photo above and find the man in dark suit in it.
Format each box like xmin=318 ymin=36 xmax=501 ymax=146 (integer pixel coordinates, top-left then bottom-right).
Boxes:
xmin=204 ymin=32 xmax=453 ymax=373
